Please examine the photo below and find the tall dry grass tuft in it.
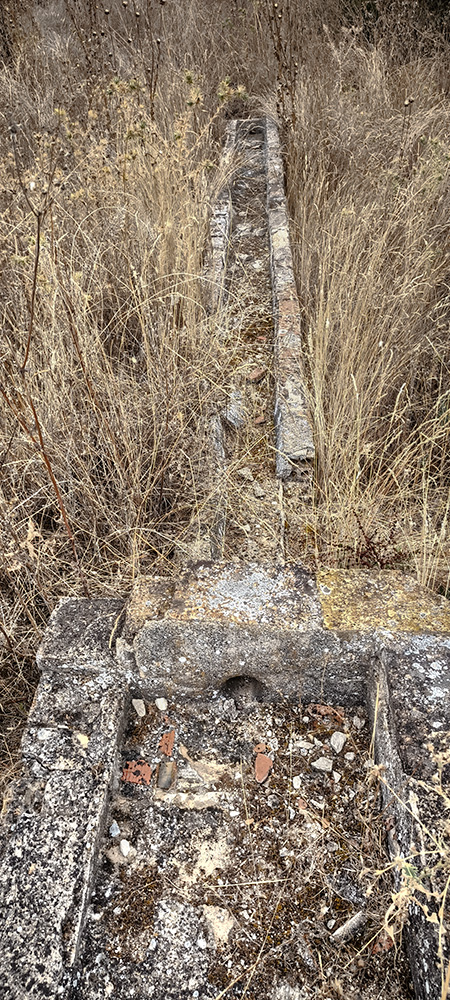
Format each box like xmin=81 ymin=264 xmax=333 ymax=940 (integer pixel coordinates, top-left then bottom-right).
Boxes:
xmin=282 ymin=23 xmax=450 ymax=589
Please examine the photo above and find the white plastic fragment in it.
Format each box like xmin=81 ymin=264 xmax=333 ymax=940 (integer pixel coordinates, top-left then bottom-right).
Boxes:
xmin=109 ymin=821 xmax=120 ymax=838
xmin=119 ymin=839 xmax=131 ymax=858
xmin=75 ymin=732 xmax=90 ymax=749
xmin=155 ymin=697 xmax=168 ymax=712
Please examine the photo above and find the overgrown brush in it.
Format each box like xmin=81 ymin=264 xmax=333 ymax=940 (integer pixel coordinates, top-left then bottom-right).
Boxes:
xmin=1 ymin=0 xmax=450 ymax=797
xmin=0 ymin=0 xmax=260 ymax=794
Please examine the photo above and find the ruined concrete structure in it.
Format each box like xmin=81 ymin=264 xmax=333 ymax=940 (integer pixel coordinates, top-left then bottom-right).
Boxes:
xmin=1 ymin=119 xmax=449 ymax=1000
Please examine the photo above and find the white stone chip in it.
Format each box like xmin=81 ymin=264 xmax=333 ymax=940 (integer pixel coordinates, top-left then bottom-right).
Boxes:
xmin=109 ymin=820 xmax=120 ymax=838
xmin=344 ymin=752 xmax=356 ymax=762
xmin=311 ymin=756 xmax=333 ymax=773
xmin=155 ymin=697 xmax=168 ymax=712
xmin=119 ymin=839 xmax=131 ymax=857
xmin=292 ymin=775 xmax=302 ymax=790
xmin=333 ymin=771 xmax=341 ymax=783
xmin=132 ymin=698 xmax=146 ymax=718
xmin=330 ymin=731 xmax=347 ymax=754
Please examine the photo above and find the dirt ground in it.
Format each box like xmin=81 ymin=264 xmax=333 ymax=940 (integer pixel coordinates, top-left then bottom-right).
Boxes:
xmin=68 ymin=689 xmax=414 ymax=999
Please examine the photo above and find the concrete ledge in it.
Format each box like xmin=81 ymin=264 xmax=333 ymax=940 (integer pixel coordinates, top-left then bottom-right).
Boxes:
xmin=133 ymin=619 xmax=370 ymax=705
xmin=185 ymin=123 xmax=235 ymax=562
xmin=265 ymin=117 xmax=315 ymax=480
xmin=368 ymin=653 xmax=445 ymax=1000
xmin=318 ymin=567 xmax=450 ymax=632
xmin=36 ymin=597 xmax=125 ymax=673
xmin=0 ymin=665 xmax=128 ymax=999
xmin=204 ymin=120 xmax=235 ymax=312
xmin=126 ymin=562 xmax=322 ymax=635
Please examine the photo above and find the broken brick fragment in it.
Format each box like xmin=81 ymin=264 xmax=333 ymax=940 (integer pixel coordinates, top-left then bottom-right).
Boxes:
xmin=255 ymin=753 xmax=273 ymax=783
xmin=122 ymin=759 xmax=153 ymax=785
xmin=159 ymin=729 xmax=175 ymax=756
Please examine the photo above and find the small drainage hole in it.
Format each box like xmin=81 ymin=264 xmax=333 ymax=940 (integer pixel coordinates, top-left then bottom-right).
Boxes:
xmin=220 ymin=674 xmax=268 ymax=705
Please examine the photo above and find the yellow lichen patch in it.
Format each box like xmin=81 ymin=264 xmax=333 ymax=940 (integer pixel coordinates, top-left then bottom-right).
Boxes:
xmin=317 ymin=569 xmax=450 ymax=633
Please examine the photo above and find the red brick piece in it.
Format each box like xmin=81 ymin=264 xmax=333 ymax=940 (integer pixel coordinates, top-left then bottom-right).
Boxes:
xmin=159 ymin=729 xmax=175 ymax=756
xmin=122 ymin=759 xmax=153 ymax=785
xmin=255 ymin=753 xmax=272 ymax=784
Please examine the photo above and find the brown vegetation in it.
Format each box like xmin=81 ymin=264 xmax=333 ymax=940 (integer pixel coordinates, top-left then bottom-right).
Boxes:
xmin=1 ymin=1 xmax=450 ymax=797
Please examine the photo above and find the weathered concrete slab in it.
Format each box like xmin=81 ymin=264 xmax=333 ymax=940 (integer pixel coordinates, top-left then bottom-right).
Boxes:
xmin=126 ymin=562 xmax=322 ymax=634
xmin=367 ymin=650 xmax=448 ymax=1000
xmin=36 ymin=596 xmax=125 ymax=673
xmin=133 ymin=619 xmax=370 ymax=705
xmin=379 ymin=634 xmax=450 ymax=777
xmin=266 ymin=117 xmax=315 ymax=481
xmin=203 ymin=119 xmax=235 ymax=312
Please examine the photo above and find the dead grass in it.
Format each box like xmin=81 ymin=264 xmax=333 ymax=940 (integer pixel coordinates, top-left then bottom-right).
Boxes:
xmin=0 ymin=0 xmax=262 ymax=799
xmin=281 ymin=17 xmax=450 ymax=590
xmin=1 ymin=1 xmax=450 ymax=805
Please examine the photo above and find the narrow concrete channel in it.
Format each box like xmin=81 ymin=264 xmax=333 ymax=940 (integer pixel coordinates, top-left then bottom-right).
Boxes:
xmin=1 ymin=121 xmax=449 ymax=1000
xmin=186 ymin=117 xmax=314 ymax=564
